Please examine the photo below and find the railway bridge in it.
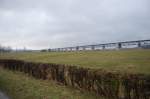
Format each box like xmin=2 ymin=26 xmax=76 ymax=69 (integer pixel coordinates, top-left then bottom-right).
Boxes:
xmin=49 ymin=39 xmax=150 ymax=52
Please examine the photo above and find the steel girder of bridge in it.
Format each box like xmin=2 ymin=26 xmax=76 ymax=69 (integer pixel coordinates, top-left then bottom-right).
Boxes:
xmin=49 ymin=39 xmax=150 ymax=52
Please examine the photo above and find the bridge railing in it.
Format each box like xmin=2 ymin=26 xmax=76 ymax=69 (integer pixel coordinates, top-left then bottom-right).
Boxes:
xmin=49 ymin=39 xmax=150 ymax=52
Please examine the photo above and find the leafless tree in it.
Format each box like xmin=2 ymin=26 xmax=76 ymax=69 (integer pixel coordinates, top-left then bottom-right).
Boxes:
xmin=0 ymin=44 xmax=12 ymax=53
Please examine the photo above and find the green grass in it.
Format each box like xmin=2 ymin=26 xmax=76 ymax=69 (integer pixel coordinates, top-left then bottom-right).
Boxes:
xmin=0 ymin=49 xmax=150 ymax=74
xmin=0 ymin=68 xmax=101 ymax=99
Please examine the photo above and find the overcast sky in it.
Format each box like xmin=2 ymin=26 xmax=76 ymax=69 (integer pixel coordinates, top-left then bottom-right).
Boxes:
xmin=0 ymin=0 xmax=150 ymax=49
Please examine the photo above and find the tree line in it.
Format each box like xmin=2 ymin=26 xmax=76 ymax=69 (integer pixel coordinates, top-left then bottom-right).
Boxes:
xmin=0 ymin=45 xmax=12 ymax=53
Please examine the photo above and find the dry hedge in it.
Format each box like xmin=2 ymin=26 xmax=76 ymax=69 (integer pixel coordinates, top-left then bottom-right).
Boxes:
xmin=0 ymin=59 xmax=150 ymax=99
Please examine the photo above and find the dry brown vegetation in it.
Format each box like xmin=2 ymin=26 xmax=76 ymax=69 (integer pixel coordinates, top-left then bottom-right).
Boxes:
xmin=0 ymin=59 xmax=150 ymax=99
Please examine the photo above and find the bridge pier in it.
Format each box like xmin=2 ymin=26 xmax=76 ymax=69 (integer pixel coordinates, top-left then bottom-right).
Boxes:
xmin=138 ymin=42 xmax=141 ymax=47
xmin=118 ymin=43 xmax=122 ymax=49
xmin=83 ymin=46 xmax=86 ymax=51
xmin=76 ymin=46 xmax=79 ymax=51
xmin=102 ymin=45 xmax=105 ymax=50
xmin=91 ymin=45 xmax=95 ymax=50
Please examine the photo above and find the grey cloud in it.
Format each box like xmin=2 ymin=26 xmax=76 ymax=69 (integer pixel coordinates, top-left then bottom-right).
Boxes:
xmin=0 ymin=0 xmax=150 ymax=49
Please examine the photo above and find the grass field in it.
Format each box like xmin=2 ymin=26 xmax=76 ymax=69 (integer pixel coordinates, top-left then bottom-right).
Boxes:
xmin=0 ymin=49 xmax=150 ymax=99
xmin=0 ymin=49 xmax=150 ymax=74
xmin=0 ymin=68 xmax=101 ymax=99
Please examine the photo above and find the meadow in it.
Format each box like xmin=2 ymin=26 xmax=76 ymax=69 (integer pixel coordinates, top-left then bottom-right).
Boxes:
xmin=0 ymin=49 xmax=150 ymax=74
xmin=0 ymin=49 xmax=150 ymax=99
